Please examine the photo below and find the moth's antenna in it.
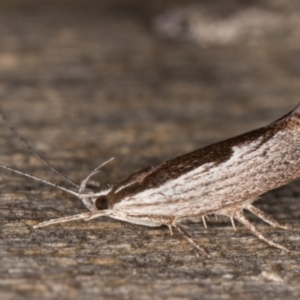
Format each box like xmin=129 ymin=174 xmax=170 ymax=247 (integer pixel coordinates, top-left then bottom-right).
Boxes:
xmin=0 ymin=109 xmax=80 ymax=189
xmin=0 ymin=163 xmax=80 ymax=197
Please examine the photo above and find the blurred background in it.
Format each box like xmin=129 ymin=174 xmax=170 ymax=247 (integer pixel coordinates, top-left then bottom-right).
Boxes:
xmin=1 ymin=0 xmax=300 ymax=299
xmin=1 ymin=0 xmax=300 ymax=173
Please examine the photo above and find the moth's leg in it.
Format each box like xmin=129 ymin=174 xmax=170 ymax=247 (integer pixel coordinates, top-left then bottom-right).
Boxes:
xmin=122 ymin=213 xmax=210 ymax=256
xmin=245 ymin=204 xmax=297 ymax=231
xmin=202 ymin=216 xmax=208 ymax=229
xmin=233 ymin=210 xmax=289 ymax=252
xmin=83 ymin=211 xmax=111 ymax=221
xmin=173 ymin=223 xmax=210 ymax=257
xmin=167 ymin=225 xmax=173 ymax=236
xmin=230 ymin=217 xmax=237 ymax=231
xmin=34 ymin=211 xmax=109 ymax=228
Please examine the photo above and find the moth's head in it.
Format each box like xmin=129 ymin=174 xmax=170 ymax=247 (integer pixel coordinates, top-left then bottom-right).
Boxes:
xmin=78 ymin=184 xmax=113 ymax=212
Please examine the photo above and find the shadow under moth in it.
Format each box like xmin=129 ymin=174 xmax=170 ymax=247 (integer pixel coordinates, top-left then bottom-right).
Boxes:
xmin=1 ymin=104 xmax=300 ymax=257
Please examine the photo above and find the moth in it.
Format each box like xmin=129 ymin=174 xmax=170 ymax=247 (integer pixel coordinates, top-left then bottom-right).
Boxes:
xmin=1 ymin=104 xmax=300 ymax=256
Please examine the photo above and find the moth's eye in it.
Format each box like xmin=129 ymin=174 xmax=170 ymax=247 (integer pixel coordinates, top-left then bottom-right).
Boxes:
xmin=95 ymin=196 xmax=109 ymax=210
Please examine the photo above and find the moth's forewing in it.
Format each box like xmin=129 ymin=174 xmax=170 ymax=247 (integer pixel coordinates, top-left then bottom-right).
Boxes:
xmin=109 ymin=104 xmax=300 ymax=219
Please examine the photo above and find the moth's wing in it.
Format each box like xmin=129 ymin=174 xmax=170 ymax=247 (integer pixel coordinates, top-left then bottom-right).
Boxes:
xmin=111 ymin=104 xmax=300 ymax=217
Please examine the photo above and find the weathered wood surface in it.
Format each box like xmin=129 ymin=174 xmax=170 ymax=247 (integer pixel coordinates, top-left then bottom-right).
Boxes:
xmin=1 ymin=1 xmax=300 ymax=299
